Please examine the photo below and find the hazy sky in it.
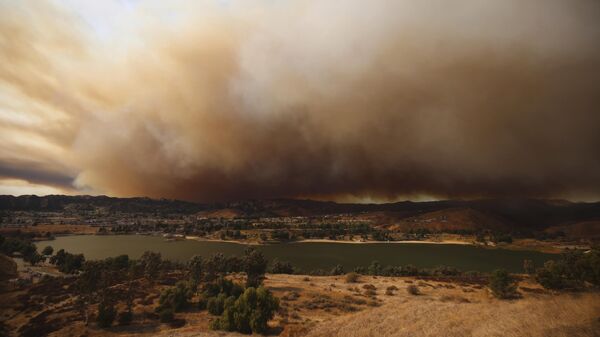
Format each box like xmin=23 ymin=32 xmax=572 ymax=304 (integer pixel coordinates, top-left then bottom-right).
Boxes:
xmin=1 ymin=0 xmax=599 ymax=202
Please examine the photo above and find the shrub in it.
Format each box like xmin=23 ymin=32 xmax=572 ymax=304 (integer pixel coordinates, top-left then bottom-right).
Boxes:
xmin=523 ymin=259 xmax=535 ymax=275
xmin=407 ymin=285 xmax=420 ymax=295
xmin=158 ymin=281 xmax=193 ymax=312
xmin=535 ymin=249 xmax=600 ymax=290
xmin=41 ymin=246 xmax=54 ymax=256
xmin=489 ymin=269 xmax=518 ymax=299
xmin=269 ymin=259 xmax=294 ymax=274
xmin=203 ymin=277 xmax=244 ymax=298
xmin=117 ymin=311 xmax=133 ymax=326
xmin=50 ymin=250 xmax=85 ymax=274
xmin=535 ymin=260 xmax=580 ymax=290
xmin=97 ymin=299 xmax=116 ymax=328
xmin=367 ymin=261 xmax=382 ymax=275
xmin=364 ymin=289 xmax=376 ymax=297
xmin=385 ymin=285 xmax=398 ymax=296
xmin=362 ymin=284 xmax=376 ymax=290
xmin=345 ymin=272 xmax=359 ymax=283
xmin=243 ymin=248 xmax=268 ymax=288
xmin=188 ymin=255 xmax=204 ymax=284
xmin=211 ymin=287 xmax=279 ymax=334
xmin=159 ymin=308 xmax=174 ymax=323
xmin=207 ymin=293 xmax=227 ymax=315
xmin=198 ymin=295 xmax=208 ymax=310
xmin=330 ymin=264 xmax=345 ymax=276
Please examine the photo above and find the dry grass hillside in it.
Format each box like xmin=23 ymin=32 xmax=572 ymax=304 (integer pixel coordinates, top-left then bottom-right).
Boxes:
xmin=197 ymin=208 xmax=245 ymax=219
xmin=383 ymin=208 xmax=510 ymax=232
xmin=124 ymin=274 xmax=599 ymax=337
xmin=303 ymin=289 xmax=599 ymax=337
xmin=546 ymin=221 xmax=600 ymax=239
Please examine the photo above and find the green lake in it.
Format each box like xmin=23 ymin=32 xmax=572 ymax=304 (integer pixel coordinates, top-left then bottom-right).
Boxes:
xmin=36 ymin=235 xmax=557 ymax=273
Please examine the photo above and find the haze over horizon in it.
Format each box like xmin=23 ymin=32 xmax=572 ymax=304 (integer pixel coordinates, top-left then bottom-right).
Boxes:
xmin=1 ymin=0 xmax=600 ymax=203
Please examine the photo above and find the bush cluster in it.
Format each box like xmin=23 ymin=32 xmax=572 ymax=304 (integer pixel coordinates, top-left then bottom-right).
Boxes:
xmin=488 ymin=269 xmax=518 ymax=299
xmin=535 ymin=248 xmax=600 ymax=290
xmin=210 ymin=287 xmax=279 ymax=334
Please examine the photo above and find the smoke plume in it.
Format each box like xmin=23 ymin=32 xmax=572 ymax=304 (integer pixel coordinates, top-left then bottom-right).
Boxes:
xmin=1 ymin=0 xmax=599 ymax=201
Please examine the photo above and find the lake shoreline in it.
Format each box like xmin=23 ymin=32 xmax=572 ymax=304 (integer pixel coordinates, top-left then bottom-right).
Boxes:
xmin=41 ymin=231 xmax=566 ymax=253
xmin=184 ymin=235 xmax=474 ymax=246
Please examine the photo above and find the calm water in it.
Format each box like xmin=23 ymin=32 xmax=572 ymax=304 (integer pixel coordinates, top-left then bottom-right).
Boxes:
xmin=36 ymin=235 xmax=557 ymax=273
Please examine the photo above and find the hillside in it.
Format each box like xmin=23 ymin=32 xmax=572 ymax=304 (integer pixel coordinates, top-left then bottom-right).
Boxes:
xmin=383 ymin=208 xmax=510 ymax=232
xmin=545 ymin=221 xmax=600 ymax=239
xmin=0 ymin=195 xmax=205 ymax=213
xmin=1 ymin=195 xmax=600 ymax=235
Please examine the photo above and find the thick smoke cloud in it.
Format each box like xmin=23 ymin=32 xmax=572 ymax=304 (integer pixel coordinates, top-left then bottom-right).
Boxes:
xmin=1 ymin=0 xmax=600 ymax=202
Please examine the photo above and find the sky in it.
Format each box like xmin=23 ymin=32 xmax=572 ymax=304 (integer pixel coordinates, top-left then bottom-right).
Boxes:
xmin=0 ymin=0 xmax=599 ymax=203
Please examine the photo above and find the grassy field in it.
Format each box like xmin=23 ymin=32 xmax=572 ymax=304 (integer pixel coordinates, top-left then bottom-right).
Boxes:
xmin=136 ymin=274 xmax=600 ymax=337
xmin=41 ymin=274 xmax=593 ymax=337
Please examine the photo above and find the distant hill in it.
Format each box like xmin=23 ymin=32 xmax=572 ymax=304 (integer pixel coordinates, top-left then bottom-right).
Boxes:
xmin=383 ymin=208 xmax=510 ymax=232
xmin=545 ymin=221 xmax=600 ymax=239
xmin=0 ymin=195 xmax=205 ymax=214
xmin=218 ymin=198 xmax=600 ymax=232
xmin=1 ymin=195 xmax=599 ymax=236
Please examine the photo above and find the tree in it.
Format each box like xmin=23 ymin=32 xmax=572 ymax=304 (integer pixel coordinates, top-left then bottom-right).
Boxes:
xmin=159 ymin=307 xmax=174 ymax=323
xmin=212 ymin=286 xmax=279 ymax=334
xmin=49 ymin=249 xmax=66 ymax=265
xmin=269 ymin=259 xmax=294 ymax=274
xmin=117 ymin=310 xmax=133 ymax=326
xmin=97 ymin=297 xmax=116 ymax=328
xmin=330 ymin=264 xmax=345 ymax=275
xmin=367 ymin=261 xmax=382 ymax=275
xmin=243 ymin=248 xmax=267 ymax=288
xmin=203 ymin=253 xmax=227 ymax=283
xmin=23 ymin=251 xmax=42 ymax=266
xmin=140 ymin=251 xmax=162 ymax=280
xmin=207 ymin=293 xmax=228 ymax=316
xmin=523 ymin=259 xmax=535 ymax=275
xmin=158 ymin=281 xmax=193 ymax=313
xmin=41 ymin=246 xmax=54 ymax=256
xmin=189 ymin=255 xmax=204 ymax=285
xmin=535 ymin=249 xmax=600 ymax=290
xmin=489 ymin=269 xmax=518 ymax=299
xmin=59 ymin=253 xmax=85 ymax=273
xmin=49 ymin=249 xmax=84 ymax=273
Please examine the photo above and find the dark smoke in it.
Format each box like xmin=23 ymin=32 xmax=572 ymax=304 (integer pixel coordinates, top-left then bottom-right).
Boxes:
xmin=1 ymin=0 xmax=600 ymax=201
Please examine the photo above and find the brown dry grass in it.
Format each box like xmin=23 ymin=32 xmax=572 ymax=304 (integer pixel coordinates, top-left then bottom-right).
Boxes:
xmin=3 ymin=273 xmax=599 ymax=337
xmin=303 ymin=289 xmax=599 ymax=337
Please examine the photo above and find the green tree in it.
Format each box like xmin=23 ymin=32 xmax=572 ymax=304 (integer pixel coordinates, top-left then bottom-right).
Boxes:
xmin=189 ymin=255 xmax=204 ymax=285
xmin=140 ymin=251 xmax=162 ymax=280
xmin=159 ymin=307 xmax=174 ymax=323
xmin=212 ymin=286 xmax=279 ymax=334
xmin=207 ymin=293 xmax=228 ymax=315
xmin=535 ymin=249 xmax=600 ymax=290
xmin=489 ymin=269 xmax=518 ymax=299
xmin=330 ymin=264 xmax=345 ymax=275
xmin=367 ymin=261 xmax=382 ymax=275
xmin=97 ymin=297 xmax=116 ymax=328
xmin=269 ymin=259 xmax=294 ymax=274
xmin=117 ymin=310 xmax=133 ymax=326
xmin=203 ymin=253 xmax=227 ymax=283
xmin=23 ymin=251 xmax=42 ymax=266
xmin=523 ymin=259 xmax=535 ymax=275
xmin=41 ymin=245 xmax=54 ymax=256
xmin=243 ymin=248 xmax=267 ymax=288
xmin=158 ymin=281 xmax=193 ymax=313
